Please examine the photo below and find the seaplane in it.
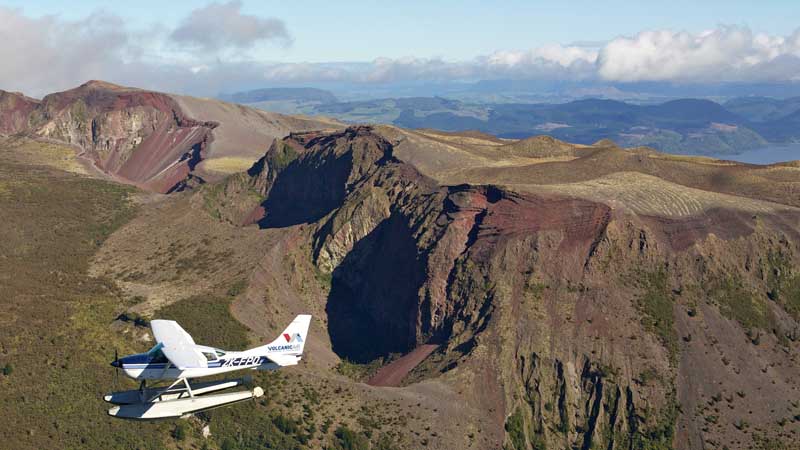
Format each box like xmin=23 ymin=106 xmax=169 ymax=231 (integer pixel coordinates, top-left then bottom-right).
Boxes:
xmin=104 ymin=314 xmax=311 ymax=420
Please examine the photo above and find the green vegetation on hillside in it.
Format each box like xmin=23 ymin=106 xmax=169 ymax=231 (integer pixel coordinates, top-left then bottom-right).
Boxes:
xmin=335 ymin=358 xmax=386 ymax=382
xmin=766 ymin=250 xmax=800 ymax=321
xmin=157 ymin=294 xmax=250 ymax=350
xmin=504 ymin=408 xmax=526 ymax=450
xmin=708 ymin=276 xmax=772 ymax=330
xmin=331 ymin=424 xmax=371 ymax=450
xmin=0 ymin=141 xmax=172 ymax=448
xmin=633 ymin=269 xmax=678 ymax=363
xmin=631 ymin=393 xmax=679 ymax=450
xmin=269 ymin=140 xmax=300 ymax=173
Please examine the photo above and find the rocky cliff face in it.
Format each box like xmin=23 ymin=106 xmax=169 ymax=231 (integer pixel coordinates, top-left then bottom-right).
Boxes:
xmin=32 ymin=81 xmax=217 ymax=192
xmin=225 ymin=126 xmax=800 ymax=449
xmin=0 ymin=90 xmax=39 ymax=135
xmin=0 ymin=81 xmax=215 ymax=192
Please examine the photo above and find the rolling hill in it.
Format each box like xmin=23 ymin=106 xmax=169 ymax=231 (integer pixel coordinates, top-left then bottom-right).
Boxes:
xmin=724 ymin=96 xmax=800 ymax=123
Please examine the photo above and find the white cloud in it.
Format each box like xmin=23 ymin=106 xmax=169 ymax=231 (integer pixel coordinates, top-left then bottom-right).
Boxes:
xmin=597 ymin=25 xmax=800 ymax=82
xmin=260 ymin=27 xmax=800 ymax=85
xmin=0 ymin=7 xmax=135 ymax=96
xmin=0 ymin=6 xmax=289 ymax=97
xmin=170 ymin=1 xmax=290 ymax=52
xmin=487 ymin=44 xmax=598 ymax=69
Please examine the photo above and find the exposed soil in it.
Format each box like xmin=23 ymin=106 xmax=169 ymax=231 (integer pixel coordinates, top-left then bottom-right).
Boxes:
xmin=367 ymin=345 xmax=439 ymax=387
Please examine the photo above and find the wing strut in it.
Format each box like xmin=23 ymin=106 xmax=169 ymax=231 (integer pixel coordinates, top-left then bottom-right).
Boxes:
xmin=158 ymin=378 xmax=194 ymax=400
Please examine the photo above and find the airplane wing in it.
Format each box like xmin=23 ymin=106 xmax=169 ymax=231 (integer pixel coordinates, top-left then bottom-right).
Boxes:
xmin=150 ymin=320 xmax=208 ymax=369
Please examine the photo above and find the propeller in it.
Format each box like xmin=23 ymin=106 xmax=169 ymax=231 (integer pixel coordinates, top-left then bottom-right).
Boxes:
xmin=111 ymin=349 xmax=121 ymax=389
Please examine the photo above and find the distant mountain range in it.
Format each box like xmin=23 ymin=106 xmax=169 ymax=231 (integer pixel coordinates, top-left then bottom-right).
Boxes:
xmin=220 ymin=87 xmax=338 ymax=105
xmin=225 ymin=88 xmax=800 ymax=155
xmin=392 ymin=98 xmax=773 ymax=155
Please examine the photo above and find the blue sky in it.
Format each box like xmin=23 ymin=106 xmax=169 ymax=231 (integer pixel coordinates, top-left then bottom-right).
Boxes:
xmin=1 ymin=1 xmax=799 ymax=96
xmin=5 ymin=0 xmax=800 ymax=62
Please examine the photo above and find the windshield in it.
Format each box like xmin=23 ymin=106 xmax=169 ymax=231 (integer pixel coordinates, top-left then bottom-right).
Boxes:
xmin=146 ymin=342 xmax=168 ymax=364
xmin=146 ymin=342 xmax=164 ymax=355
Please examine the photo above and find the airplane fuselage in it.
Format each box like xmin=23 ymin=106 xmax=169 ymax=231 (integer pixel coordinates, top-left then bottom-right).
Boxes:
xmin=116 ymin=352 xmax=287 ymax=380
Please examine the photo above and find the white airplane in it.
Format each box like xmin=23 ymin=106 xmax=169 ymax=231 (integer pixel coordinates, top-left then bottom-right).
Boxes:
xmin=104 ymin=314 xmax=311 ymax=420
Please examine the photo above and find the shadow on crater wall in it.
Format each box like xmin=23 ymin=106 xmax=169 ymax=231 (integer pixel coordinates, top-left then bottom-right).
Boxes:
xmin=325 ymin=212 xmax=426 ymax=363
xmin=258 ymin=151 xmax=353 ymax=229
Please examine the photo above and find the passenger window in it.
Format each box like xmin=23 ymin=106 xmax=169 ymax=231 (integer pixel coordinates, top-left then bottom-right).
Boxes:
xmin=215 ymin=350 xmax=226 ymax=357
xmin=203 ymin=352 xmax=217 ymax=361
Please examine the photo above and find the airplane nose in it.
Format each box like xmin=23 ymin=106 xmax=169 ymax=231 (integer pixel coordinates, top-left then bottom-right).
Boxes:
xmin=111 ymin=359 xmax=122 ymax=368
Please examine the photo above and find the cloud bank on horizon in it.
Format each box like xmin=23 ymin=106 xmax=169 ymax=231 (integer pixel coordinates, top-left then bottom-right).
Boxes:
xmin=1 ymin=2 xmax=799 ymax=97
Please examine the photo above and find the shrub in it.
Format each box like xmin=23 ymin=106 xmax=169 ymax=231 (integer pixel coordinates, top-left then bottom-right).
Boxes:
xmin=332 ymin=425 xmax=369 ymax=450
xmin=227 ymin=279 xmax=247 ymax=297
xmin=221 ymin=437 xmax=238 ymax=450
xmin=272 ymin=412 xmax=300 ymax=435
xmin=321 ymin=417 xmax=333 ymax=434
xmin=374 ymin=434 xmax=399 ymax=450
xmin=634 ymin=269 xmax=678 ymax=363
xmin=504 ymin=408 xmax=526 ymax=450
xmin=172 ymin=422 xmax=186 ymax=441
xmin=710 ymin=276 xmax=771 ymax=330
xmin=2 ymin=363 xmax=12 ymax=376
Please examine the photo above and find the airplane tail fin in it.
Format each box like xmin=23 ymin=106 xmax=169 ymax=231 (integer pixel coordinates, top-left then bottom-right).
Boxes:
xmin=250 ymin=315 xmax=312 ymax=358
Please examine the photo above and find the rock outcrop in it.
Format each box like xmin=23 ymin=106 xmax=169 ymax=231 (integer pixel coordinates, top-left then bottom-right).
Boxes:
xmin=30 ymin=81 xmax=217 ymax=192
xmin=0 ymin=90 xmax=39 ymax=135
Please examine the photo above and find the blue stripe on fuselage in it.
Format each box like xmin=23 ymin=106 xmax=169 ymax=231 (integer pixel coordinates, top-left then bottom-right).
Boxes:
xmin=122 ymin=362 xmax=225 ymax=369
xmin=118 ymin=353 xmax=273 ymax=370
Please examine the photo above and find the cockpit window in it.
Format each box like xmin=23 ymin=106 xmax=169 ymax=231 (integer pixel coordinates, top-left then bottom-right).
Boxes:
xmin=150 ymin=349 xmax=168 ymax=364
xmin=146 ymin=343 xmax=168 ymax=364
xmin=146 ymin=342 xmax=164 ymax=355
xmin=202 ymin=352 xmax=217 ymax=361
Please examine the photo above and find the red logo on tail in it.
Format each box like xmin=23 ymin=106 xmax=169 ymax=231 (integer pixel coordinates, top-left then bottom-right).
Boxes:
xmin=282 ymin=333 xmax=304 ymax=343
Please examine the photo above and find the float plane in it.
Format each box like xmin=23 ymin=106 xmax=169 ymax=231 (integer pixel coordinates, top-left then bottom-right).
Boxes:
xmin=104 ymin=314 xmax=311 ymax=420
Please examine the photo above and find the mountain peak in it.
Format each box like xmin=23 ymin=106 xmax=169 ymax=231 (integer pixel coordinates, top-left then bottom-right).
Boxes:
xmin=78 ymin=80 xmax=132 ymax=92
xmin=592 ymin=138 xmax=619 ymax=148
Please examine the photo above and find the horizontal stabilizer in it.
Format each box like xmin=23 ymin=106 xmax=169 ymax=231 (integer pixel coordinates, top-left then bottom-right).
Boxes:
xmin=266 ymin=353 xmax=301 ymax=367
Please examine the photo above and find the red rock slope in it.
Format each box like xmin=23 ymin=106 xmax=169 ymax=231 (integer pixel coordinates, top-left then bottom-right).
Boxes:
xmin=0 ymin=90 xmax=39 ymax=135
xmin=0 ymin=81 xmax=339 ymax=193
